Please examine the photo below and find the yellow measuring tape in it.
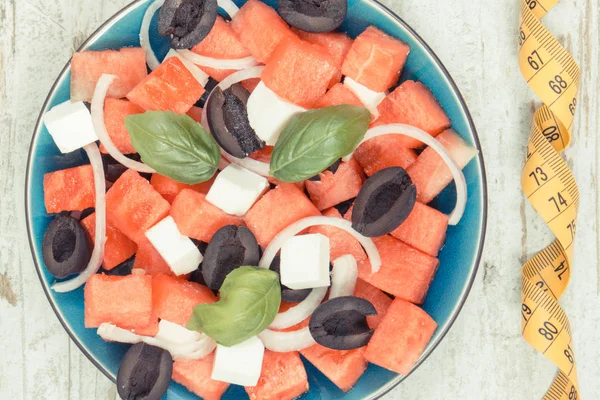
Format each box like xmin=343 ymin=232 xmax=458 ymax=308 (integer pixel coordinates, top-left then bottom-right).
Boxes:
xmin=518 ymin=0 xmax=581 ymax=398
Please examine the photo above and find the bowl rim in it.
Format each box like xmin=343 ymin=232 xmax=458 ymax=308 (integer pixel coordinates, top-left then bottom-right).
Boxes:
xmin=24 ymin=0 xmax=488 ymax=398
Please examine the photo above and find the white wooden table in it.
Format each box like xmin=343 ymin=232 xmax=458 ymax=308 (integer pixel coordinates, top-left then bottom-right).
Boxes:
xmin=1 ymin=0 xmax=599 ymax=398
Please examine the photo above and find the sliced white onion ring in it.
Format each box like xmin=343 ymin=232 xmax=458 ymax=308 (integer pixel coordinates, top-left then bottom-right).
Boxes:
xmin=91 ymin=74 xmax=156 ymax=174
xmin=258 ymin=327 xmax=316 ymax=352
xmin=178 ymin=49 xmax=259 ymax=70
xmin=140 ymin=0 xmax=165 ymax=70
xmin=259 ymin=216 xmax=380 ymax=274
xmin=268 ymin=287 xmax=327 ymax=330
xmin=346 ymin=124 xmax=467 ymax=225
xmin=52 ymin=143 xmax=106 ymax=293
xmin=218 ymin=0 xmax=240 ymax=17
xmin=329 ymin=255 xmax=358 ymax=299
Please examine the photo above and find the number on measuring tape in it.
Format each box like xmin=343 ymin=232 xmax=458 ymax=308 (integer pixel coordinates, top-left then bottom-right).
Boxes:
xmin=569 ymin=385 xmax=577 ymax=399
xmin=554 ymin=260 xmax=567 ymax=280
xmin=538 ymin=321 xmax=559 ymax=341
xmin=549 ymin=75 xmax=568 ymax=94
xmin=529 ymin=167 xmax=548 ymax=186
xmin=543 ymin=125 xmax=560 ymax=142
xmin=564 ymin=344 xmax=574 ymax=364
xmin=567 ymin=220 xmax=576 ymax=238
xmin=569 ymin=98 xmax=577 ymax=115
xmin=522 ymin=303 xmax=533 ymax=321
xmin=548 ymin=192 xmax=568 ymax=212
xmin=528 ymin=50 xmax=544 ymax=70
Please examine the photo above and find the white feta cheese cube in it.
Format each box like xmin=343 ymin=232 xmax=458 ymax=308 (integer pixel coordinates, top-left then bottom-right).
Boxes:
xmin=145 ymin=216 xmax=203 ymax=276
xmin=211 ymin=337 xmax=265 ymax=386
xmin=343 ymin=77 xmax=386 ymax=119
xmin=164 ymin=49 xmax=209 ymax=87
xmin=280 ymin=233 xmax=331 ymax=290
xmin=247 ymin=81 xmax=306 ymax=145
xmin=205 ymin=164 xmax=269 ymax=216
xmin=155 ymin=320 xmax=202 ymax=344
xmin=43 ymin=100 xmax=98 ymax=153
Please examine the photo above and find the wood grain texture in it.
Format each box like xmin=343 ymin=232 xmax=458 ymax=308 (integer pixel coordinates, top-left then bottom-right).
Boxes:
xmin=0 ymin=0 xmax=598 ymax=399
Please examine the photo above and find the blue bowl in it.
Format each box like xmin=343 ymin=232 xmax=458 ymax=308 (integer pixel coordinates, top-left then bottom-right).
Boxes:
xmin=25 ymin=0 xmax=487 ymax=398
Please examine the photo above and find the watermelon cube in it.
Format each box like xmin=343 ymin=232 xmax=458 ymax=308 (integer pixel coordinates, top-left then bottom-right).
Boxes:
xmin=127 ymin=57 xmax=205 ymax=114
xmin=364 ymin=299 xmax=437 ymax=375
xmin=249 ymin=146 xmax=274 ymax=163
xmin=245 ymin=350 xmax=309 ymax=400
xmin=173 ymin=353 xmax=230 ymax=400
xmin=390 ymin=202 xmax=448 ymax=256
xmin=152 ymin=274 xmax=217 ymax=326
xmin=316 ymin=83 xmax=363 ymax=109
xmin=187 ymin=106 xmax=204 ymax=123
xmin=341 ymin=26 xmax=409 ymax=92
xmin=71 ymin=48 xmax=147 ymax=102
xmin=132 ymin=239 xmax=175 ymax=277
xmin=292 ymin=29 xmax=353 ymax=69
xmin=241 ymin=78 xmax=261 ymax=93
xmin=300 ymin=344 xmax=368 ymax=392
xmin=305 ymin=158 xmax=365 ymax=211
xmin=44 ymin=165 xmax=95 ymax=213
xmin=353 ymin=134 xmax=418 ymax=176
xmin=84 ymin=274 xmax=155 ymax=330
xmin=262 ymin=38 xmax=340 ymax=108
xmin=100 ymin=99 xmax=144 ymax=155
xmin=151 ymin=173 xmax=215 ymax=204
xmin=374 ymin=81 xmax=451 ymax=147
xmin=353 ymin=278 xmax=392 ymax=329
xmin=191 ymin=16 xmax=252 ymax=81
xmin=81 ymin=212 xmax=137 ymax=270
xmin=170 ymin=189 xmax=243 ymax=242
xmin=230 ymin=0 xmax=298 ymax=63
xmin=105 ymin=169 xmax=171 ymax=243
xmin=244 ymin=183 xmax=320 ymax=247
xmin=407 ymin=129 xmax=479 ymax=203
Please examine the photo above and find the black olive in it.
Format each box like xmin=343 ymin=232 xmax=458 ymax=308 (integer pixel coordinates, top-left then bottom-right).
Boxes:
xmin=105 ymin=163 xmax=128 ymax=183
xmin=117 ymin=343 xmax=173 ymax=400
xmin=207 ymin=84 xmax=265 ymax=158
xmin=307 ymin=159 xmax=342 ymax=182
xmin=351 ymin=167 xmax=416 ymax=237
xmin=158 ymin=0 xmax=218 ymax=49
xmin=100 ymin=255 xmax=135 ymax=276
xmin=270 ymin=255 xmax=311 ymax=302
xmin=334 ymin=197 xmax=355 ymax=217
xmin=277 ymin=0 xmax=347 ymax=33
xmin=309 ymin=296 xmax=376 ymax=350
xmin=42 ymin=216 xmax=91 ymax=279
xmin=202 ymin=225 xmax=260 ymax=290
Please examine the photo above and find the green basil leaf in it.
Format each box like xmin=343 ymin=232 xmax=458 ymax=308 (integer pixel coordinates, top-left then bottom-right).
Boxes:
xmin=187 ymin=266 xmax=281 ymax=346
xmin=270 ymin=105 xmax=371 ymax=182
xmin=125 ymin=111 xmax=221 ymax=184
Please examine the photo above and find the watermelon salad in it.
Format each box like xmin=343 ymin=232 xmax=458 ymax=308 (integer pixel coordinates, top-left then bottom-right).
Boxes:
xmin=39 ymin=0 xmax=478 ymax=398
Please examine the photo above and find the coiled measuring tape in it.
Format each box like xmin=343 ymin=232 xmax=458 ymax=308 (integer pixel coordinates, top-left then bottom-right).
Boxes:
xmin=518 ymin=0 xmax=581 ymax=398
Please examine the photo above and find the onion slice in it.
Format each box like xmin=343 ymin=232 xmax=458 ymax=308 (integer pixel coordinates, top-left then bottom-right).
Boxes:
xmin=268 ymin=287 xmax=327 ymax=330
xmin=140 ymin=0 xmax=165 ymax=70
xmin=259 ymin=327 xmax=316 ymax=352
xmin=52 ymin=143 xmax=106 ymax=293
xmin=178 ymin=49 xmax=259 ymax=70
xmin=329 ymin=255 xmax=358 ymax=299
xmin=258 ymin=216 xmax=381 ymax=274
xmin=218 ymin=0 xmax=240 ymax=18
xmin=91 ymin=74 xmax=156 ymax=173
xmin=346 ymin=124 xmax=467 ymax=225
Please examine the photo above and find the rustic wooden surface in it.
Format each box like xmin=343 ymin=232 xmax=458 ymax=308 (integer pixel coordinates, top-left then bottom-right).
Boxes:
xmin=1 ymin=0 xmax=599 ymax=398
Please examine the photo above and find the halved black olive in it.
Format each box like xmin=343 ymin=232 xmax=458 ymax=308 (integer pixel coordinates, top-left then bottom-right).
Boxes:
xmin=270 ymin=255 xmax=311 ymax=302
xmin=277 ymin=0 xmax=347 ymax=33
xmin=100 ymin=255 xmax=135 ymax=276
xmin=351 ymin=167 xmax=416 ymax=237
xmin=202 ymin=225 xmax=260 ymax=290
xmin=307 ymin=159 xmax=342 ymax=182
xmin=309 ymin=296 xmax=376 ymax=350
xmin=207 ymin=84 xmax=265 ymax=158
xmin=117 ymin=342 xmax=172 ymax=400
xmin=42 ymin=216 xmax=91 ymax=279
xmin=158 ymin=0 xmax=218 ymax=49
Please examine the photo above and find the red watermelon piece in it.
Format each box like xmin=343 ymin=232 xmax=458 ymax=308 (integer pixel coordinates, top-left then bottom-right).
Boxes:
xmin=81 ymin=212 xmax=137 ymax=270
xmin=241 ymin=78 xmax=261 ymax=93
xmin=151 ymin=173 xmax=215 ymax=204
xmin=374 ymin=81 xmax=451 ymax=147
xmin=191 ymin=16 xmax=252 ymax=81
xmin=305 ymin=158 xmax=365 ymax=211
xmin=300 ymin=344 xmax=368 ymax=392
xmin=262 ymin=38 xmax=340 ymax=108
xmin=127 ymin=57 xmax=205 ymax=114
xmin=187 ymin=106 xmax=203 ymax=123
xmin=407 ymin=129 xmax=478 ymax=203
xmin=353 ymin=278 xmax=392 ymax=329
xmin=44 ymin=165 xmax=95 ymax=213
xmin=132 ymin=239 xmax=174 ymax=277
xmin=353 ymin=134 xmax=418 ymax=176
xmin=152 ymin=274 xmax=217 ymax=326
xmin=364 ymin=299 xmax=437 ymax=375
xmin=230 ymin=0 xmax=298 ymax=63
xmin=244 ymin=183 xmax=320 ymax=247
xmin=316 ymin=83 xmax=363 ymax=109
xmin=170 ymin=189 xmax=243 ymax=242
xmin=71 ymin=48 xmax=147 ymax=102
xmin=84 ymin=274 xmax=155 ymax=330
xmin=249 ymin=145 xmax=274 ymax=163
xmin=245 ymin=350 xmax=309 ymax=400
xmin=173 ymin=353 xmax=230 ymax=400
xmin=100 ymin=98 xmax=144 ymax=155
xmin=390 ymin=202 xmax=448 ymax=257
xmin=105 ymin=169 xmax=171 ymax=243
xmin=292 ymin=29 xmax=353 ymax=69
xmin=341 ymin=26 xmax=409 ymax=92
